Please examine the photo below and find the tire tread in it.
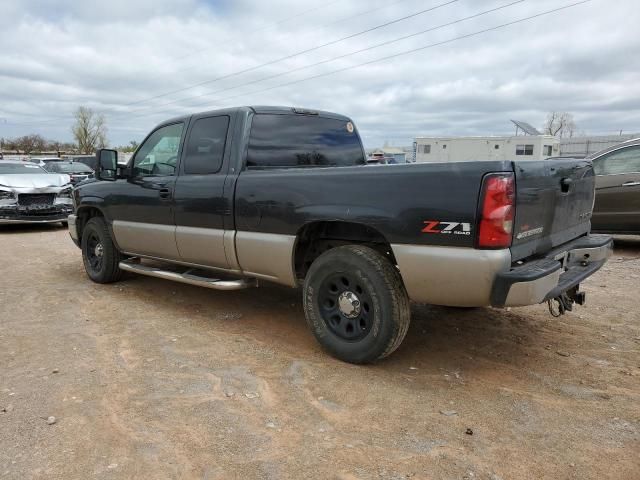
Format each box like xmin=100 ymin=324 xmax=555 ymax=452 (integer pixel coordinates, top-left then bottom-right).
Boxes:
xmin=303 ymin=244 xmax=411 ymax=363
xmin=347 ymin=245 xmax=411 ymax=360
xmin=82 ymin=217 xmax=123 ymax=283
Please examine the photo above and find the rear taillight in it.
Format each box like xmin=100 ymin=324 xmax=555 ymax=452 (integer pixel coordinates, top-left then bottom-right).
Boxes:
xmin=477 ymin=172 xmax=515 ymax=249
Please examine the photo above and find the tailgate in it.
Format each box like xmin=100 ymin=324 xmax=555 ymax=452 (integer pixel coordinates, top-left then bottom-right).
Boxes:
xmin=510 ymin=159 xmax=595 ymax=261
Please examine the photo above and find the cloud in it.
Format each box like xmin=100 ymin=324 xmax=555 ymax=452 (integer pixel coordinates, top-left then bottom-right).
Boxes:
xmin=1 ymin=0 xmax=639 ymax=146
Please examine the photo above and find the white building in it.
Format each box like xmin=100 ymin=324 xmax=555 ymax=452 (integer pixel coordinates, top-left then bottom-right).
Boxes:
xmin=414 ymin=135 xmax=560 ymax=163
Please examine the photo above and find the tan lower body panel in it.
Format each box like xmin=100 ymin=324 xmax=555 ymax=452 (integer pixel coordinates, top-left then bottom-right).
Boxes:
xmin=112 ymin=220 xmax=180 ymax=260
xmin=392 ymin=244 xmax=511 ymax=307
xmin=224 ymin=230 xmax=240 ymax=270
xmin=175 ymin=226 xmax=228 ymax=269
xmin=112 ymin=222 xmax=295 ymax=285
xmin=235 ymin=231 xmax=297 ymax=287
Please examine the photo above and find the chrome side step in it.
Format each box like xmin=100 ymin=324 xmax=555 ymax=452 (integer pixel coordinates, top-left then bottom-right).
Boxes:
xmin=119 ymin=259 xmax=257 ymax=291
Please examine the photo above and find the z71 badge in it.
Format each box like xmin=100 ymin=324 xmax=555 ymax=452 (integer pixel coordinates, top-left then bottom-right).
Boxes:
xmin=422 ymin=221 xmax=472 ymax=235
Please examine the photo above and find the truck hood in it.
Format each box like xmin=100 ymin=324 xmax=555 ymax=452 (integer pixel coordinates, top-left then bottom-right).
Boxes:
xmin=0 ymin=173 xmax=71 ymax=189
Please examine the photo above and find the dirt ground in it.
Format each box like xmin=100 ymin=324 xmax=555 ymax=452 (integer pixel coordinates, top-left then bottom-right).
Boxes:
xmin=0 ymin=225 xmax=638 ymax=480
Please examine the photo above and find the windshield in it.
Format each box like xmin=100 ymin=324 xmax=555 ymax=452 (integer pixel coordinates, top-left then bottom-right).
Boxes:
xmin=50 ymin=163 xmax=93 ymax=173
xmin=0 ymin=163 xmax=47 ymax=174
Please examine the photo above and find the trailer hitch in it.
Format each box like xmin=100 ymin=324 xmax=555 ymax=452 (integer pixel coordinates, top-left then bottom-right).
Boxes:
xmin=547 ymin=287 xmax=585 ymax=317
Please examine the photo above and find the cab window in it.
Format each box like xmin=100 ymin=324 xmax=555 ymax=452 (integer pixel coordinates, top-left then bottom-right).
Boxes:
xmin=132 ymin=123 xmax=184 ymax=177
xmin=594 ymin=146 xmax=640 ymax=175
xmin=182 ymin=116 xmax=230 ymax=174
xmin=246 ymin=114 xmax=365 ymax=169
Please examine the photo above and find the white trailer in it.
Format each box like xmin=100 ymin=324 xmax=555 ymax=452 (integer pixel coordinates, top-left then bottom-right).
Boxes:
xmin=414 ymin=135 xmax=560 ymax=163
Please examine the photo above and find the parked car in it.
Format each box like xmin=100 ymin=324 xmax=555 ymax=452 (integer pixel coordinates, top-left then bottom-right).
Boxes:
xmin=30 ymin=157 xmax=64 ymax=167
xmin=68 ymin=106 xmax=612 ymax=363
xmin=45 ymin=161 xmax=94 ymax=184
xmin=365 ymin=157 xmax=388 ymax=165
xmin=0 ymin=161 xmax=73 ymax=224
xmin=587 ymin=138 xmax=640 ymax=234
xmin=65 ymin=155 xmax=98 ymax=171
xmin=366 ymin=153 xmax=392 ymax=165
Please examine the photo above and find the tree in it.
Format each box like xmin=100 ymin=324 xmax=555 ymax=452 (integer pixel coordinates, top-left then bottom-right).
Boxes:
xmin=15 ymin=134 xmax=46 ymax=154
xmin=72 ymin=106 xmax=108 ymax=154
xmin=115 ymin=140 xmax=139 ymax=153
xmin=543 ymin=112 xmax=577 ymax=138
xmin=0 ymin=135 xmax=77 ymax=153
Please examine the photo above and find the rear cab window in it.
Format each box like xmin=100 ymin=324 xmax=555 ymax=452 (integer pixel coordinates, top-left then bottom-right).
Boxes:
xmin=246 ymin=113 xmax=365 ymax=169
xmin=182 ymin=116 xmax=230 ymax=175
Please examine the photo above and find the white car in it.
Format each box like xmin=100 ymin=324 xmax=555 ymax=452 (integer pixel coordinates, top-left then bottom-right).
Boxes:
xmin=29 ymin=157 xmax=65 ymax=168
xmin=0 ymin=161 xmax=73 ymax=225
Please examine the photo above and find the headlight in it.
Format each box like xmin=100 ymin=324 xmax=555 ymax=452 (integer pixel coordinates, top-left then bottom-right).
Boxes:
xmin=0 ymin=189 xmax=15 ymax=200
xmin=58 ymin=186 xmax=73 ymax=198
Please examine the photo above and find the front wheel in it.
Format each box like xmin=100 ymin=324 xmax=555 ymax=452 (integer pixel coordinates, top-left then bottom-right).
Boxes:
xmin=81 ymin=217 xmax=123 ymax=283
xmin=303 ymin=245 xmax=411 ymax=364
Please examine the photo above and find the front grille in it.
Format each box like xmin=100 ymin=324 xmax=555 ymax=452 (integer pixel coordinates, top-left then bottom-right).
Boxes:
xmin=1 ymin=203 xmax=71 ymax=221
xmin=18 ymin=194 xmax=55 ymax=206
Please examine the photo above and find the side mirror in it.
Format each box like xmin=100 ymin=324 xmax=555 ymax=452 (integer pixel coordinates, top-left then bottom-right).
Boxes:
xmin=96 ymin=149 xmax=118 ymax=181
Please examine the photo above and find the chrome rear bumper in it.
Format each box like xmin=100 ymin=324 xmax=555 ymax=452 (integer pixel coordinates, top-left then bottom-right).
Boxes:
xmin=492 ymin=234 xmax=613 ymax=307
xmin=392 ymin=234 xmax=613 ymax=308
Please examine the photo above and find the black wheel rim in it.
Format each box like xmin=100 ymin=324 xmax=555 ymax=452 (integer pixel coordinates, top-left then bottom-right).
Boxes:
xmin=318 ymin=273 xmax=373 ymax=342
xmin=86 ymin=231 xmax=104 ymax=273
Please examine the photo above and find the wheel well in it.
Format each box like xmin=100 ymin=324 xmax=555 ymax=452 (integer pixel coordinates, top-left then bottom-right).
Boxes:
xmin=76 ymin=207 xmax=104 ymax=240
xmin=294 ymin=221 xmax=396 ymax=280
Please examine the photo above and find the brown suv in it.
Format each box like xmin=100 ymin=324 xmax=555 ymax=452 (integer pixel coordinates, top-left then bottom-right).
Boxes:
xmin=589 ymin=138 xmax=640 ymax=234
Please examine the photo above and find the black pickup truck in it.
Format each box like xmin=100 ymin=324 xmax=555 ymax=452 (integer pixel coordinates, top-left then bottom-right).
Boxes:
xmin=68 ymin=106 xmax=612 ymax=363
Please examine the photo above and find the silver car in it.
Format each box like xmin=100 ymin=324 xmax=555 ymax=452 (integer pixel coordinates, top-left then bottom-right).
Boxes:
xmin=589 ymin=138 xmax=640 ymax=234
xmin=0 ymin=161 xmax=74 ymax=225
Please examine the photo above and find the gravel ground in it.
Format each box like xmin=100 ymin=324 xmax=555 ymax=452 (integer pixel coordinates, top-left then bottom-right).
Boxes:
xmin=0 ymin=225 xmax=639 ymax=480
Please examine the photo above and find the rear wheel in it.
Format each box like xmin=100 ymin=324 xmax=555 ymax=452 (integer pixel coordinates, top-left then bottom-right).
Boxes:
xmin=303 ymin=245 xmax=410 ymax=364
xmin=81 ymin=217 xmax=123 ymax=283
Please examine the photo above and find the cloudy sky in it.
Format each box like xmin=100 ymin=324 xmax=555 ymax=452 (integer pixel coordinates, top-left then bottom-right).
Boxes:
xmin=1 ymin=0 xmax=639 ymax=147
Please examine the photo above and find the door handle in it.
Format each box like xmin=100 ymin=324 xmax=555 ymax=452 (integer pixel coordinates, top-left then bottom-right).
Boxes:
xmin=158 ymin=187 xmax=172 ymax=199
xmin=622 ymin=181 xmax=640 ymax=187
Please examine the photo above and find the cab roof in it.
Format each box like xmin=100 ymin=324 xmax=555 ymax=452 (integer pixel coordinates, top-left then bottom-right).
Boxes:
xmin=160 ymin=106 xmax=352 ymax=128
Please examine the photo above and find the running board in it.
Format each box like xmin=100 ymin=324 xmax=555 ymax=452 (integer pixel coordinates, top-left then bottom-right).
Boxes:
xmin=119 ymin=259 xmax=257 ymax=291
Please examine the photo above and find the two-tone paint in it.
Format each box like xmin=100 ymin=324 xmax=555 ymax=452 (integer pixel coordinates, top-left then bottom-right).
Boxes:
xmin=70 ymin=106 xmax=611 ymax=307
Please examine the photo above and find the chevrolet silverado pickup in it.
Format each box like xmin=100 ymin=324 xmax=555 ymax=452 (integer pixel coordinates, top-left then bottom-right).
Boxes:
xmin=68 ymin=106 xmax=612 ymax=363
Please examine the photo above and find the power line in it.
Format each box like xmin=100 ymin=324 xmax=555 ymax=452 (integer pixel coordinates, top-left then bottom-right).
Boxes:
xmin=170 ymin=0 xmax=419 ymax=78
xmin=123 ymin=0 xmax=526 ymax=118
xmin=120 ymin=0 xmax=460 ymax=108
xmin=5 ymin=0 xmax=593 ymax=133
xmin=122 ymin=0 xmax=592 ymax=124
xmin=132 ymin=0 xmax=345 ymax=73
xmin=2 ymin=0 xmax=454 ymax=127
xmin=0 ymin=0 xmax=347 ymax=125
